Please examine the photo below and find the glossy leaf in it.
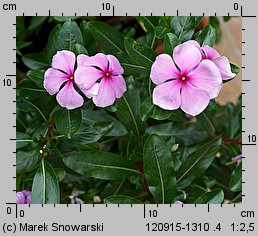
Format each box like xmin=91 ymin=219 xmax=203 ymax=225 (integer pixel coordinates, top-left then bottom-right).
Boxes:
xmin=229 ymin=165 xmax=242 ymax=192
xmin=194 ymin=189 xmax=224 ymax=204
xmin=47 ymin=19 xmax=83 ymax=60
xmin=31 ymin=159 xmax=60 ymax=204
xmin=16 ymin=151 xmax=40 ymax=174
xmin=171 ymin=16 xmax=196 ymax=42
xmin=22 ymin=53 xmax=49 ymax=70
xmin=82 ymin=110 xmax=127 ymax=137
xmin=63 ymin=151 xmax=139 ymax=180
xmin=65 ymin=122 xmax=114 ymax=145
xmin=146 ymin=122 xmax=209 ymax=146
xmin=72 ymin=43 xmax=88 ymax=56
xmin=54 ymin=107 xmax=82 ymax=139
xmin=26 ymin=70 xmax=45 ymax=88
xmin=196 ymin=111 xmax=216 ymax=137
xmin=124 ymin=37 xmax=157 ymax=69
xmin=177 ymin=136 xmax=221 ymax=188
xmin=104 ymin=195 xmax=142 ymax=204
xmin=143 ymin=134 xmax=177 ymax=203
xmin=154 ymin=26 xmax=170 ymax=39
xmin=16 ymin=132 xmax=33 ymax=149
xmin=88 ymin=21 xmax=125 ymax=53
xmin=163 ymin=33 xmax=181 ymax=56
xmin=195 ymin=25 xmax=216 ymax=46
xmin=116 ymin=90 xmax=145 ymax=138
xmin=136 ymin=16 xmax=160 ymax=33
xmin=116 ymin=52 xmax=150 ymax=78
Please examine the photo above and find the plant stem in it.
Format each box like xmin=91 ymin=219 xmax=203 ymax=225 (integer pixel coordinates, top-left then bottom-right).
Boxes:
xmin=150 ymin=35 xmax=156 ymax=49
xmin=148 ymin=76 xmax=152 ymax=98
xmin=222 ymin=136 xmax=242 ymax=145
xmin=122 ymin=95 xmax=140 ymax=141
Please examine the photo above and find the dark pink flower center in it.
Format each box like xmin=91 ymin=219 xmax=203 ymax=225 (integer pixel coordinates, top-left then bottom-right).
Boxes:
xmin=69 ymin=75 xmax=74 ymax=81
xmin=104 ymin=71 xmax=112 ymax=79
xmin=179 ymin=75 xmax=187 ymax=82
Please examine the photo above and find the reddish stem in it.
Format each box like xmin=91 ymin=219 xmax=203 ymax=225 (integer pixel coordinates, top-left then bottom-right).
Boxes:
xmin=137 ymin=160 xmax=150 ymax=193
xmin=222 ymin=136 xmax=242 ymax=145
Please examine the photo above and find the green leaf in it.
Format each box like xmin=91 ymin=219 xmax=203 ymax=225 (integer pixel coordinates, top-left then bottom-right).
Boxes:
xmin=58 ymin=19 xmax=83 ymax=51
xmin=26 ymin=70 xmax=45 ymax=88
xmin=116 ymin=52 xmax=150 ymax=78
xmin=140 ymin=97 xmax=172 ymax=121
xmin=163 ymin=33 xmax=181 ymax=56
xmin=104 ymin=195 xmax=142 ymax=204
xmin=54 ymin=107 xmax=82 ymax=139
xmin=177 ymin=136 xmax=221 ymax=188
xmin=16 ymin=132 xmax=33 ymax=149
xmin=124 ymin=37 xmax=157 ymax=69
xmin=22 ymin=53 xmax=49 ymax=70
xmin=229 ymin=165 xmax=242 ymax=192
xmin=80 ymin=21 xmax=97 ymax=55
xmin=154 ymin=26 xmax=170 ymax=39
xmin=28 ymin=16 xmax=47 ymax=31
xmin=47 ymin=19 xmax=83 ymax=60
xmin=88 ymin=21 xmax=125 ymax=53
xmin=151 ymin=106 xmax=173 ymax=121
xmin=140 ymin=97 xmax=154 ymax=121
xmin=31 ymin=160 xmax=60 ymax=204
xmin=230 ymin=63 xmax=240 ymax=75
xmin=63 ymin=151 xmax=139 ymax=180
xmin=194 ymin=189 xmax=224 ymax=204
xmin=210 ymin=16 xmax=222 ymax=44
xmin=51 ymin=16 xmax=80 ymax=22
xmin=72 ymin=43 xmax=88 ymax=56
xmin=65 ymin=122 xmax=114 ymax=145
xmin=143 ymin=134 xmax=177 ymax=203
xmin=47 ymin=24 xmax=62 ymax=60
xmin=136 ymin=16 xmax=160 ymax=33
xmin=145 ymin=122 xmax=209 ymax=146
xmin=195 ymin=25 xmax=216 ymax=46
xmin=82 ymin=110 xmax=127 ymax=137
xmin=171 ymin=16 xmax=196 ymax=42
xmin=196 ymin=111 xmax=216 ymax=137
xmin=16 ymin=151 xmax=40 ymax=174
xmin=116 ymin=90 xmax=145 ymax=138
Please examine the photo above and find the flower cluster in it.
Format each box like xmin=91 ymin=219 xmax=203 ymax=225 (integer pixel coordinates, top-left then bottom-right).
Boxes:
xmin=44 ymin=40 xmax=235 ymax=116
xmin=44 ymin=51 xmax=126 ymax=109
xmin=150 ymin=40 xmax=235 ymax=116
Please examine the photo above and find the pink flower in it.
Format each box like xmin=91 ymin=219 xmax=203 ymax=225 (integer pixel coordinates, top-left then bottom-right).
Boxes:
xmin=151 ymin=41 xmax=222 ymax=116
xmin=16 ymin=190 xmax=31 ymax=204
xmin=231 ymin=154 xmax=242 ymax=166
xmin=44 ymin=50 xmax=98 ymax=110
xmin=187 ymin=41 xmax=236 ymax=80
xmin=75 ymin=53 xmax=126 ymax=107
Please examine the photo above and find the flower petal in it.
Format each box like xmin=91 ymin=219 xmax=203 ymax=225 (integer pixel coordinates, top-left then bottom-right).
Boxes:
xmin=81 ymin=83 xmax=99 ymax=99
xmin=180 ymin=82 xmax=210 ymax=116
xmin=187 ymin=59 xmax=222 ymax=99
xmin=44 ymin=68 xmax=69 ymax=95
xmin=74 ymin=66 xmax=103 ymax=90
xmin=150 ymin=54 xmax=179 ymax=85
xmin=173 ymin=42 xmax=202 ymax=75
xmin=153 ymin=80 xmax=181 ymax=110
xmin=107 ymin=55 xmax=124 ymax=75
xmin=56 ymin=81 xmax=84 ymax=109
xmin=77 ymin=54 xmax=89 ymax=67
xmin=82 ymin=53 xmax=108 ymax=71
xmin=202 ymin=45 xmax=220 ymax=60
xmin=92 ymin=78 xmax=116 ymax=107
xmin=109 ymin=75 xmax=127 ymax=98
xmin=52 ymin=50 xmax=75 ymax=75
xmin=214 ymin=56 xmax=236 ymax=80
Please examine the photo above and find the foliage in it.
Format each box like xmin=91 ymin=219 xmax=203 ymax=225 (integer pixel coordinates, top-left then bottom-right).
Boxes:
xmin=16 ymin=16 xmax=241 ymax=204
